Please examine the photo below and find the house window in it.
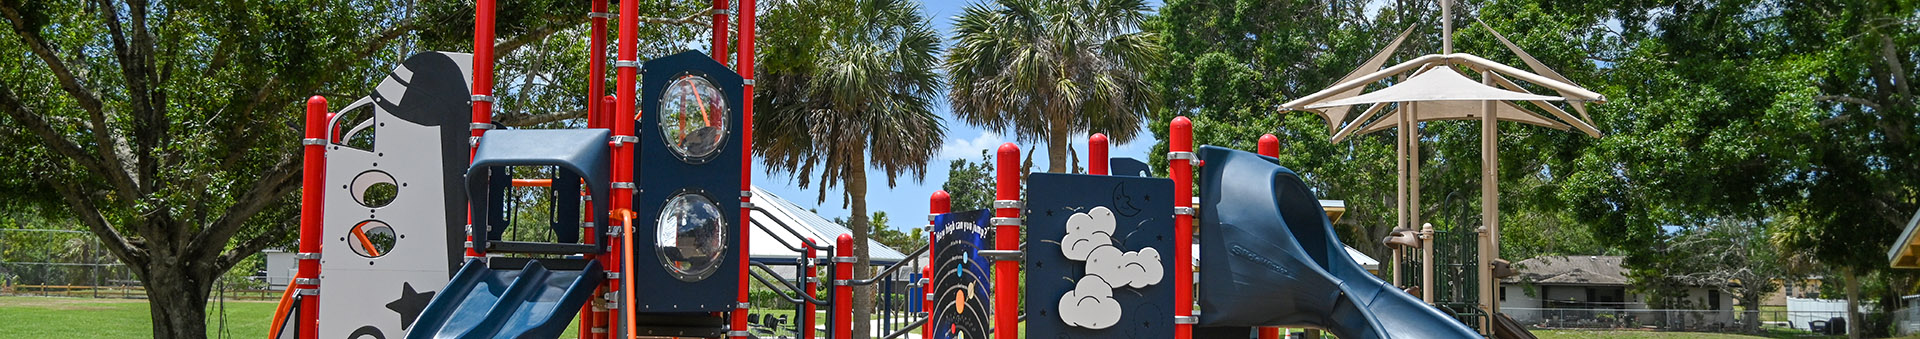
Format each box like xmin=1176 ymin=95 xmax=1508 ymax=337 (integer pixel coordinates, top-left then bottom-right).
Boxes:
xmin=1708 ymin=290 xmax=1721 ymax=310
xmin=1500 ymin=287 xmax=1507 ymax=301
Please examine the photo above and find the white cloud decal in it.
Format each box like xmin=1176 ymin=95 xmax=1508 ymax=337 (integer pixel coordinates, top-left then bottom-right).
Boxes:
xmin=1087 ymin=246 xmax=1163 ymax=289
xmin=1061 ymin=207 xmax=1117 ymax=260
xmin=1057 ymin=206 xmax=1164 ymax=330
xmin=1058 ymin=276 xmax=1122 ymax=329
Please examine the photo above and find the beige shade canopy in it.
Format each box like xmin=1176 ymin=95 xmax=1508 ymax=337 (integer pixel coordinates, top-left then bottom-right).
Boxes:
xmin=1306 ymin=67 xmax=1561 ymax=109
xmin=1349 ymin=100 xmax=1570 ymax=136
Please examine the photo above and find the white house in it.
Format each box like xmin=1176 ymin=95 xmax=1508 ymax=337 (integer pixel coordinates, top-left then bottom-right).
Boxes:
xmin=1499 ymin=255 xmax=1736 ymax=329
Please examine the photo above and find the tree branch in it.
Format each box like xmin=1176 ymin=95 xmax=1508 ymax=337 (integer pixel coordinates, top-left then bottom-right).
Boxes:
xmin=217 ymin=215 xmax=298 ymax=272
xmin=0 ymin=86 xmax=120 ymax=186
xmin=48 ymin=177 xmax=147 ymax=267
xmin=190 ymin=152 xmax=302 ymax=260
xmin=95 ymin=0 xmax=168 ymax=195
xmin=495 ymin=108 xmax=586 ymax=127
xmin=1815 ymin=95 xmax=1882 ymax=110
xmin=0 ymin=0 xmax=141 ymax=202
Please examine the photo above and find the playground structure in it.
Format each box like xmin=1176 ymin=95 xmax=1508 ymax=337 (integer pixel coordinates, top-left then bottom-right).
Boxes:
xmin=266 ymin=0 xmax=1598 ymax=338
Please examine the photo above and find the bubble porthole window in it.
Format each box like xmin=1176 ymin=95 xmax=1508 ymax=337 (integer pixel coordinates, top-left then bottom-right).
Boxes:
xmin=654 ymin=191 xmax=728 ymax=282
xmin=657 ymin=74 xmax=728 ymax=163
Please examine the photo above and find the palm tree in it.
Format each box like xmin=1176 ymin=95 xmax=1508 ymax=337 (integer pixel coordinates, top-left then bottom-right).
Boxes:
xmin=947 ymin=0 xmax=1162 ymax=173
xmin=757 ymin=0 xmax=944 ymax=337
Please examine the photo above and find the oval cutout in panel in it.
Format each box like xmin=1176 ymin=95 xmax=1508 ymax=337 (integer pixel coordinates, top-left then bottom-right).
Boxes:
xmin=350 ymin=170 xmax=399 ymax=208
xmin=348 ymin=220 xmax=398 ymax=258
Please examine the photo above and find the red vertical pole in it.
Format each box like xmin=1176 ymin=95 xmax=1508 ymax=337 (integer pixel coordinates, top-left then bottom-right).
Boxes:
xmin=1258 ymin=134 xmax=1279 ymax=158
xmin=464 ymin=0 xmax=498 ymax=260
xmin=834 ymin=235 xmax=855 ymax=339
xmin=993 ymin=143 xmax=1021 ymax=339
xmin=612 ymin=0 xmax=640 ymax=329
xmin=581 ymin=6 xmax=608 ymax=338
xmin=711 ymin=0 xmax=731 ymax=64
xmin=731 ymin=1 xmax=756 ymax=337
xmin=925 ymin=191 xmax=950 ymax=339
xmin=1089 ymin=133 xmax=1109 ymax=175
xmin=470 ymin=0 xmax=496 ymax=143
xmin=1255 ymin=128 xmax=1279 ymax=339
xmin=587 ymin=0 xmax=609 ymax=130
xmin=803 ymin=242 xmax=819 ymax=339
xmin=295 ymin=96 xmax=327 ymax=339
xmin=1170 ymin=117 xmax=1195 ymax=339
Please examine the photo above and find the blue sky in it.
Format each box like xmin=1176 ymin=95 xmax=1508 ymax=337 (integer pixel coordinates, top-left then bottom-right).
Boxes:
xmin=749 ymin=1 xmax=1163 ymax=222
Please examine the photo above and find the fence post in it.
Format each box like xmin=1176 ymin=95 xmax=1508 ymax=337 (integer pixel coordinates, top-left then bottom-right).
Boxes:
xmin=804 ymin=241 xmax=818 ymax=339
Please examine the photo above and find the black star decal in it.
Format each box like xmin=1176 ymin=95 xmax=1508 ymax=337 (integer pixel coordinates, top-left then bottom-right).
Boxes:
xmin=385 ymin=282 xmax=435 ymax=330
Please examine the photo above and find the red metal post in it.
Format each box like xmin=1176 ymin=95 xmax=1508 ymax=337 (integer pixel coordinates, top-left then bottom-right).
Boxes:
xmin=296 ymin=96 xmax=327 ymax=339
xmin=1089 ymin=133 xmax=1109 ymax=175
xmin=587 ymin=0 xmax=609 ymax=130
xmin=595 ymin=95 xmax=618 ymax=339
xmin=731 ymin=1 xmax=755 ymax=336
xmin=711 ymin=0 xmax=731 ymax=64
xmin=1258 ymin=134 xmax=1279 ymax=158
xmin=463 ymin=0 xmax=498 ymax=259
xmin=834 ymin=235 xmax=855 ymax=339
xmin=926 ymin=190 xmax=950 ymax=339
xmin=803 ymin=242 xmax=819 ymax=339
xmin=993 ymin=143 xmax=1021 ymax=339
xmin=612 ymin=0 xmax=639 ymax=330
xmin=1170 ymin=117 xmax=1194 ymax=339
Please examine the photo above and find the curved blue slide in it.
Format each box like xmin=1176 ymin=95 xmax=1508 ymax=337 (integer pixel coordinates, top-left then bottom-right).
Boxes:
xmin=1195 ymin=146 xmax=1478 ymax=339
xmin=406 ymin=259 xmax=604 ymax=339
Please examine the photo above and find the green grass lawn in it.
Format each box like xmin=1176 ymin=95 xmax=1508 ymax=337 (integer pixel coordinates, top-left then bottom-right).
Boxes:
xmin=0 ymin=296 xmax=277 ymax=338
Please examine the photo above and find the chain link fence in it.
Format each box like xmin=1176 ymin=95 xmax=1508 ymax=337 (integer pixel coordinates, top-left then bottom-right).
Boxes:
xmin=0 ymin=229 xmax=277 ymax=300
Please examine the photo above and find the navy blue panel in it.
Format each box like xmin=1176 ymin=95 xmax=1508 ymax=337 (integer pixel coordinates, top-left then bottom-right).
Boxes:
xmin=1109 ymin=157 xmax=1153 ymax=177
xmin=632 ymin=50 xmax=745 ymax=312
xmin=553 ymin=169 xmax=581 ymax=244
xmin=1025 ymin=173 xmax=1175 ymax=338
xmin=1195 ymin=146 xmax=1477 ymax=339
xmin=465 ymin=129 xmax=613 ymax=253
xmin=930 ymin=210 xmax=991 ymax=339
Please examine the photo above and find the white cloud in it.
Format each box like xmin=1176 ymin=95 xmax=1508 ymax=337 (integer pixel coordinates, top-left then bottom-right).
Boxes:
xmin=1085 ymin=245 xmax=1164 ymax=289
xmin=1060 ymin=207 xmax=1117 ymax=260
xmin=939 ymin=131 xmax=1004 ymax=160
xmin=1058 ymin=275 xmax=1122 ymax=329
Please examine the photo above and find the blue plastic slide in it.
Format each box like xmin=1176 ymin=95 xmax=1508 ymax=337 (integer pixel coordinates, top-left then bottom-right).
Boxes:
xmin=1195 ymin=146 xmax=1479 ymax=339
xmin=406 ymin=259 xmax=604 ymax=339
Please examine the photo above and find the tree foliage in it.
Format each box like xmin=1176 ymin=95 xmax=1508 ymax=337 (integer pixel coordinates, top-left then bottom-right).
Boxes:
xmin=941 ymin=150 xmax=997 ymax=212
xmin=947 ymin=0 xmax=1162 ymax=173
xmin=0 ymin=0 xmax=707 ymax=337
xmin=756 ymin=0 xmax=945 ymax=336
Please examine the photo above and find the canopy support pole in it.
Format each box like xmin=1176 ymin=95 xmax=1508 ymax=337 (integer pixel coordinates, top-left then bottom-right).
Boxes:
xmin=1479 ymin=71 xmax=1503 ymax=333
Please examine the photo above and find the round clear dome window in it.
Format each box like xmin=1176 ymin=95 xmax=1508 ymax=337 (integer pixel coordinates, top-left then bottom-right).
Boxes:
xmin=657 ymin=74 xmax=729 ymax=163
xmin=654 ymin=191 xmax=728 ymax=282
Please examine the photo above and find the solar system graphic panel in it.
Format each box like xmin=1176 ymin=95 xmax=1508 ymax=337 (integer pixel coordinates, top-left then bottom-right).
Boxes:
xmin=931 ymin=209 xmax=992 ymax=339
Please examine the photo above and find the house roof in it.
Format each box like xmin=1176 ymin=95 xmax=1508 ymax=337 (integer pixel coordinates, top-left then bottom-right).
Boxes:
xmin=747 ymin=186 xmax=909 ymax=265
xmin=1889 ymin=206 xmax=1920 ymax=269
xmin=1503 ymin=255 xmax=1630 ymax=286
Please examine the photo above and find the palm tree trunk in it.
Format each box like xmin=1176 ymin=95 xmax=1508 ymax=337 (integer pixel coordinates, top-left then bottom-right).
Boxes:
xmin=1047 ymin=126 xmax=1071 ymax=173
xmin=849 ymin=153 xmax=875 ymax=339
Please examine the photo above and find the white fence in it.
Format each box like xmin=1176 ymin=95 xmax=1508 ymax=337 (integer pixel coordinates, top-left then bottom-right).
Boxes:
xmin=1503 ymin=307 xmax=1852 ymax=333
